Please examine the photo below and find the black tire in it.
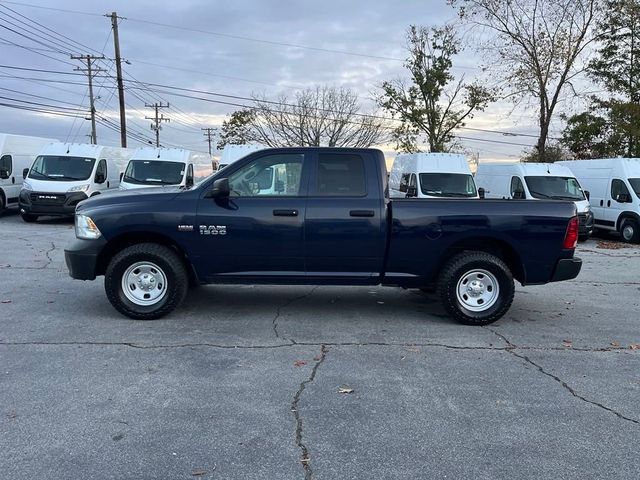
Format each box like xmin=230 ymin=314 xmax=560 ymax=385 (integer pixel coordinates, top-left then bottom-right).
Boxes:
xmin=620 ymin=218 xmax=640 ymax=243
xmin=437 ymin=251 xmax=515 ymax=326
xmin=21 ymin=213 xmax=38 ymax=223
xmin=0 ymin=194 xmax=5 ymax=213
xmin=105 ymin=243 xmax=189 ymax=320
xmin=578 ymin=234 xmax=590 ymax=242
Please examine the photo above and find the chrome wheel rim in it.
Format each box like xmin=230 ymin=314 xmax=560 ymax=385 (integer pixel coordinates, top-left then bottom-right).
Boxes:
xmin=121 ymin=261 xmax=168 ymax=306
xmin=456 ymin=269 xmax=500 ymax=312
xmin=622 ymin=224 xmax=634 ymax=241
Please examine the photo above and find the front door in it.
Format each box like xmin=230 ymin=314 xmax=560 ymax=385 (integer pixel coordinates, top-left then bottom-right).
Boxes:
xmin=604 ymin=178 xmax=632 ymax=229
xmin=194 ymin=151 xmax=309 ymax=281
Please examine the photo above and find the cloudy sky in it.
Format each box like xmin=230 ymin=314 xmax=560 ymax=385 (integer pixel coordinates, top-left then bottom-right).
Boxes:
xmin=0 ymin=0 xmax=573 ymax=160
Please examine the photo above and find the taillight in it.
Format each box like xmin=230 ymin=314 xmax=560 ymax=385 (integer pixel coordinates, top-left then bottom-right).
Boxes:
xmin=563 ymin=216 xmax=579 ymax=249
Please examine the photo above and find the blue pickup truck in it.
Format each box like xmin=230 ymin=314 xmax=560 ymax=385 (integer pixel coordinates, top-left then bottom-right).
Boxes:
xmin=65 ymin=147 xmax=582 ymax=325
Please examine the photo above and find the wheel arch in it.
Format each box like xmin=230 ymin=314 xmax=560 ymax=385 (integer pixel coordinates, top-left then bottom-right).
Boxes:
xmin=616 ymin=211 xmax=640 ymax=231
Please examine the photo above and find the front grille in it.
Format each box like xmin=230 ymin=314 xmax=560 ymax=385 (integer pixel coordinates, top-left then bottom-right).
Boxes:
xmin=30 ymin=192 xmax=66 ymax=205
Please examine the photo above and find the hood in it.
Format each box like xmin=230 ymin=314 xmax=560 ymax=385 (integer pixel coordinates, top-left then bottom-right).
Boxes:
xmin=76 ymin=186 xmax=184 ymax=212
xmin=22 ymin=177 xmax=90 ymax=194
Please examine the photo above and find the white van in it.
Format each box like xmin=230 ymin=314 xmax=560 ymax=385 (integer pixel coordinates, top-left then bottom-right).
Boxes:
xmin=475 ymin=162 xmax=593 ymax=239
xmin=0 ymin=134 xmax=56 ymax=213
xmin=218 ymin=144 xmax=264 ymax=170
xmin=19 ymin=143 xmax=133 ymax=222
xmin=558 ymin=158 xmax=640 ymax=243
xmin=119 ymin=148 xmax=213 ymax=190
xmin=389 ymin=153 xmax=479 ymax=199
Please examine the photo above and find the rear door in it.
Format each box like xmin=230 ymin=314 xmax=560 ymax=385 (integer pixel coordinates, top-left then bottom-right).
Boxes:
xmin=305 ymin=151 xmax=385 ymax=282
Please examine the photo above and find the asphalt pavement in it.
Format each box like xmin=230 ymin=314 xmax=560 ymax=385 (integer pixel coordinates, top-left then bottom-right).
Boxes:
xmin=1 ymin=211 xmax=639 ymax=479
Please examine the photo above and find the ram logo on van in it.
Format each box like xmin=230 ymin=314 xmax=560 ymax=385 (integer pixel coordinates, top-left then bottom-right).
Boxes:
xmin=199 ymin=225 xmax=227 ymax=236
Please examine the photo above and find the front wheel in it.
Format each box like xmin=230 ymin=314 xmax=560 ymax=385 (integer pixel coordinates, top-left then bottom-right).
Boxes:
xmin=21 ymin=213 xmax=38 ymax=223
xmin=437 ymin=252 xmax=515 ymax=326
xmin=105 ymin=243 xmax=189 ymax=320
xmin=620 ymin=218 xmax=640 ymax=243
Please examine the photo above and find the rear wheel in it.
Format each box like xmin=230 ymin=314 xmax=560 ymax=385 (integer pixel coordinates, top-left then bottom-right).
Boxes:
xmin=437 ymin=252 xmax=515 ymax=325
xmin=620 ymin=218 xmax=640 ymax=243
xmin=0 ymin=194 xmax=5 ymax=213
xmin=105 ymin=243 xmax=189 ymax=320
xmin=21 ymin=213 xmax=38 ymax=223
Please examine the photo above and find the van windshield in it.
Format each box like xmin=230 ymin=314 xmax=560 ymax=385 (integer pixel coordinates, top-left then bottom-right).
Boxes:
xmin=419 ymin=173 xmax=477 ymax=197
xmin=28 ymin=156 xmax=96 ymax=181
xmin=123 ymin=160 xmax=185 ymax=185
xmin=629 ymin=178 xmax=640 ymax=198
xmin=524 ymin=176 xmax=585 ymax=200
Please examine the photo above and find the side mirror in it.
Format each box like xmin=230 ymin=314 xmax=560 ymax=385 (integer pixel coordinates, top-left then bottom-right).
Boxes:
xmin=0 ymin=169 xmax=8 ymax=180
xmin=95 ymin=172 xmax=106 ymax=184
xmin=185 ymin=175 xmax=194 ymax=188
xmin=616 ymin=193 xmax=631 ymax=203
xmin=406 ymin=185 xmax=418 ymax=198
xmin=513 ymin=190 xmax=525 ymax=200
xmin=23 ymin=168 xmax=29 ymax=179
xmin=119 ymin=172 xmax=124 ymax=181
xmin=210 ymin=178 xmax=230 ymax=198
xmin=478 ymin=187 xmax=485 ymax=199
xmin=584 ymin=190 xmax=590 ymax=201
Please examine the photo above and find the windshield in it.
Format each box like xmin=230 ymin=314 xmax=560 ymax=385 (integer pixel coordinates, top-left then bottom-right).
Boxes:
xmin=419 ymin=173 xmax=477 ymax=197
xmin=123 ymin=160 xmax=186 ymax=185
xmin=629 ymin=178 xmax=640 ymax=198
xmin=524 ymin=176 xmax=585 ymax=200
xmin=28 ymin=155 xmax=96 ymax=181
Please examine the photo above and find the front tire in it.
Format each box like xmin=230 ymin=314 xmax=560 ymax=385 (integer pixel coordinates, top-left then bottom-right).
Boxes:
xmin=620 ymin=218 xmax=640 ymax=243
xmin=105 ymin=243 xmax=189 ymax=320
xmin=21 ymin=213 xmax=38 ymax=223
xmin=437 ymin=252 xmax=515 ymax=326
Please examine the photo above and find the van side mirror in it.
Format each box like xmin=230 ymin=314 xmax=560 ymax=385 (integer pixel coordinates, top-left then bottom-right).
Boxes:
xmin=209 ymin=178 xmax=230 ymax=198
xmin=478 ymin=187 xmax=485 ymax=199
xmin=119 ymin=172 xmax=124 ymax=181
xmin=584 ymin=190 xmax=590 ymax=201
xmin=23 ymin=168 xmax=29 ymax=179
xmin=95 ymin=172 xmax=106 ymax=184
xmin=0 ymin=169 xmax=8 ymax=180
xmin=513 ymin=190 xmax=525 ymax=200
xmin=406 ymin=185 xmax=417 ymax=198
xmin=185 ymin=174 xmax=194 ymax=188
xmin=616 ymin=193 xmax=631 ymax=203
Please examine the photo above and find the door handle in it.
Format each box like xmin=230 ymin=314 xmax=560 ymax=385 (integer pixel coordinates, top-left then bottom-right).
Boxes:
xmin=600 ymin=200 xmax=603 ymax=206
xmin=349 ymin=210 xmax=375 ymax=217
xmin=273 ymin=209 xmax=298 ymax=216
xmin=11 ymin=177 xmax=15 ymax=184
xmin=607 ymin=200 xmax=611 ymax=207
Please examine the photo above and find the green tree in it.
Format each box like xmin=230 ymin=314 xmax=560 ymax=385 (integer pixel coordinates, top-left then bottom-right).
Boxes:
xmin=377 ymin=25 xmax=493 ymax=153
xmin=560 ymin=111 xmax=616 ymax=158
xmin=217 ymin=109 xmax=256 ymax=149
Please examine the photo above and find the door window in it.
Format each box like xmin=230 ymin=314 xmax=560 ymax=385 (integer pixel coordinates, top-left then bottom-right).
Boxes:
xmin=0 ymin=154 xmax=12 ymax=175
xmin=611 ymin=179 xmax=630 ymax=201
xmin=316 ymin=153 xmax=366 ymax=196
xmin=95 ymin=159 xmax=107 ymax=183
xmin=399 ymin=173 xmax=410 ymax=193
xmin=228 ymin=153 xmax=303 ymax=196
xmin=510 ymin=176 xmax=525 ymax=198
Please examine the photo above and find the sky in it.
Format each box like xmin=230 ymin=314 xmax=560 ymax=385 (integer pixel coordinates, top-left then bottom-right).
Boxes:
xmin=0 ymin=0 xmax=573 ymax=161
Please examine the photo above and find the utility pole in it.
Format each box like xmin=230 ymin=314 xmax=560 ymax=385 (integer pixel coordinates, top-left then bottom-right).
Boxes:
xmin=201 ymin=127 xmax=217 ymax=155
xmin=145 ymin=102 xmax=170 ymax=147
xmin=72 ymin=54 xmax=105 ymax=145
xmin=108 ymin=11 xmax=127 ymax=148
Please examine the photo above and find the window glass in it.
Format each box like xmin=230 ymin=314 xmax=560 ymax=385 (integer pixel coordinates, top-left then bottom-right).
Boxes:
xmin=316 ymin=153 xmax=366 ymax=197
xmin=629 ymin=178 xmax=640 ymax=198
xmin=524 ymin=176 xmax=585 ymax=200
xmin=228 ymin=153 xmax=303 ymax=196
xmin=510 ymin=176 xmax=525 ymax=197
xmin=399 ymin=173 xmax=410 ymax=193
xmin=28 ymin=156 xmax=96 ymax=181
xmin=123 ymin=160 xmax=185 ymax=185
xmin=611 ymin=179 xmax=630 ymax=199
xmin=95 ymin=159 xmax=107 ymax=182
xmin=0 ymin=154 xmax=12 ymax=175
xmin=419 ymin=173 xmax=475 ymax=197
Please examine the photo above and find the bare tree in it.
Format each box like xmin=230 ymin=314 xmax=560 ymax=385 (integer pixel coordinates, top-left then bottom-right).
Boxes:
xmin=218 ymin=86 xmax=389 ymax=148
xmin=450 ymin=0 xmax=599 ymax=161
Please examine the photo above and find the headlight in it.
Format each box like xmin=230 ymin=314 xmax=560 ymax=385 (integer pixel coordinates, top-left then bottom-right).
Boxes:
xmin=75 ymin=214 xmax=102 ymax=239
xmin=68 ymin=184 xmax=90 ymax=193
xmin=584 ymin=205 xmax=591 ymax=213
xmin=22 ymin=180 xmax=33 ymax=191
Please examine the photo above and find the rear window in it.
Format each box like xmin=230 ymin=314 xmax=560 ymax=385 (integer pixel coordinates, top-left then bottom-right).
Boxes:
xmin=316 ymin=154 xmax=366 ymax=196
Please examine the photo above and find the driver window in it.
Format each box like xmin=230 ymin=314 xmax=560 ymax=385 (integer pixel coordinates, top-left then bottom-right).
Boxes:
xmin=0 ymin=154 xmax=12 ymax=175
xmin=611 ymin=179 xmax=630 ymax=199
xmin=228 ymin=153 xmax=304 ymax=197
xmin=510 ymin=176 xmax=524 ymax=197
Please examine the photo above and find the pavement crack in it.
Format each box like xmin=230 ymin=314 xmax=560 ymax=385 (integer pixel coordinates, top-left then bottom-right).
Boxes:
xmin=290 ymin=344 xmax=328 ymax=480
xmin=44 ymin=241 xmax=56 ymax=268
xmin=272 ymin=287 xmax=318 ymax=344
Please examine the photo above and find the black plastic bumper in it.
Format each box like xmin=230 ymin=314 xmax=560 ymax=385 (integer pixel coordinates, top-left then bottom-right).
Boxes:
xmin=64 ymin=237 xmax=107 ymax=280
xmin=578 ymin=212 xmax=594 ymax=236
xmin=19 ymin=190 xmax=88 ymax=217
xmin=551 ymin=257 xmax=582 ymax=282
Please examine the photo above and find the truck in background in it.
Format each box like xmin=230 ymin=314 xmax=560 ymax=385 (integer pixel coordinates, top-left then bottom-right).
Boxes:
xmin=389 ymin=153 xmax=479 ymax=199
xmin=218 ymin=144 xmax=264 ymax=170
xmin=0 ymin=134 xmax=57 ymax=213
xmin=475 ymin=162 xmax=594 ymax=240
xmin=558 ymin=158 xmax=640 ymax=243
xmin=119 ymin=148 xmax=213 ymax=191
xmin=19 ymin=143 xmax=133 ymax=222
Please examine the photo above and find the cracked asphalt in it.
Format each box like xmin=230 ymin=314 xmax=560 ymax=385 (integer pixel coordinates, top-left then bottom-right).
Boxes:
xmin=1 ymin=211 xmax=639 ymax=479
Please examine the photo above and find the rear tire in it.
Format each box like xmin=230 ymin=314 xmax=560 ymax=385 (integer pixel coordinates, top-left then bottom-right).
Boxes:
xmin=0 ymin=194 xmax=5 ymax=213
xmin=437 ymin=252 xmax=515 ymax=326
xmin=620 ymin=218 xmax=640 ymax=243
xmin=21 ymin=213 xmax=38 ymax=223
xmin=105 ymin=243 xmax=189 ymax=320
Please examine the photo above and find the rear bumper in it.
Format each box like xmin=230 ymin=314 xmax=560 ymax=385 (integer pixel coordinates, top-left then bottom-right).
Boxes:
xmin=64 ymin=237 xmax=106 ymax=280
xmin=19 ymin=190 xmax=88 ymax=216
xmin=551 ymin=257 xmax=582 ymax=282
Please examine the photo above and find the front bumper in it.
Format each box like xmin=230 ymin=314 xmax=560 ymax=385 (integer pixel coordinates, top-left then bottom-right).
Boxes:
xmin=64 ymin=237 xmax=107 ymax=280
xmin=550 ymin=257 xmax=582 ymax=282
xmin=578 ymin=211 xmax=594 ymax=236
xmin=19 ymin=190 xmax=88 ymax=216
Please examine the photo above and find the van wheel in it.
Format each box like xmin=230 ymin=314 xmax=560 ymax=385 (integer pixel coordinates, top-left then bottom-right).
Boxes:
xmin=0 ymin=195 xmax=5 ymax=212
xmin=437 ymin=252 xmax=515 ymax=326
xmin=21 ymin=213 xmax=38 ymax=223
xmin=105 ymin=243 xmax=189 ymax=320
xmin=620 ymin=218 xmax=640 ymax=243
xmin=578 ymin=234 xmax=590 ymax=242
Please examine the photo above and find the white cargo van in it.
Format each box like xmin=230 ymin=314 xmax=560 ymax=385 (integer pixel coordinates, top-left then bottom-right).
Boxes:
xmin=389 ymin=153 xmax=479 ymax=199
xmin=558 ymin=158 xmax=640 ymax=243
xmin=119 ymin=148 xmax=213 ymax=190
xmin=0 ymin=134 xmax=56 ymax=213
xmin=19 ymin=143 xmax=133 ymax=222
xmin=218 ymin=144 xmax=264 ymax=170
xmin=475 ymin=162 xmax=594 ymax=239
